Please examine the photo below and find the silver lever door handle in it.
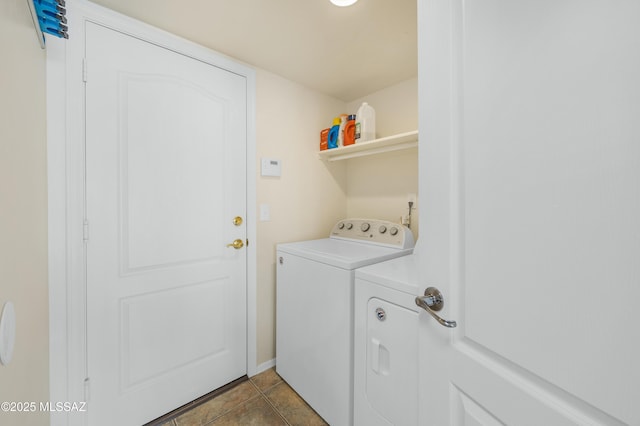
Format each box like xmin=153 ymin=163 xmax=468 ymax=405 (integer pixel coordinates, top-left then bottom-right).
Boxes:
xmin=415 ymin=287 xmax=457 ymax=328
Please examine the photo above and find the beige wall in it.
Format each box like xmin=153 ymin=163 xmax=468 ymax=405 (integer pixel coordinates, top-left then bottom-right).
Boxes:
xmin=255 ymin=69 xmax=348 ymax=365
xmin=346 ymin=78 xmax=420 ymax=238
xmin=255 ymin=77 xmax=418 ymax=365
xmin=0 ymin=0 xmax=417 ymax=391
xmin=0 ymin=1 xmax=49 ymax=425
xmin=347 ymin=78 xmax=419 ymax=138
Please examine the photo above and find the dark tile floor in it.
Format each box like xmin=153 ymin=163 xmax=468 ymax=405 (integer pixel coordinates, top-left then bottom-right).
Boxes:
xmin=157 ymin=368 xmax=328 ymax=426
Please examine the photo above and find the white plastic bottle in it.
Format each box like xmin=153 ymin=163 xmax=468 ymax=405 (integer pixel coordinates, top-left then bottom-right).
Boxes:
xmin=355 ymin=102 xmax=376 ymax=143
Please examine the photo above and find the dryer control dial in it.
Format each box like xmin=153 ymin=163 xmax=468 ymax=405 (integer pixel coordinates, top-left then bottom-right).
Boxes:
xmin=361 ymin=223 xmax=370 ymax=232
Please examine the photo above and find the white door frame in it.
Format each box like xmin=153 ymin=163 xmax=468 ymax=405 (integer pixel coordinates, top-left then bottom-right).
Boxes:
xmin=46 ymin=2 xmax=257 ymax=425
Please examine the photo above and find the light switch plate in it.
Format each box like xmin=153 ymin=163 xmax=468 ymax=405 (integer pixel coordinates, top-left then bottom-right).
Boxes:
xmin=260 ymin=204 xmax=271 ymax=221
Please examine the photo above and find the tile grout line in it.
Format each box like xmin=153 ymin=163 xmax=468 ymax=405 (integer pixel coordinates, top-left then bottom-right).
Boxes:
xmin=198 ymin=386 xmax=264 ymax=426
xmin=153 ymin=376 xmax=251 ymax=426
xmin=248 ymin=379 xmax=292 ymax=426
xmin=250 ymin=371 xmax=329 ymax=426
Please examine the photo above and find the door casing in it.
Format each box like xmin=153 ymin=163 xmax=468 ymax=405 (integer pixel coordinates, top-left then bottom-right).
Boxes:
xmin=46 ymin=2 xmax=257 ymax=425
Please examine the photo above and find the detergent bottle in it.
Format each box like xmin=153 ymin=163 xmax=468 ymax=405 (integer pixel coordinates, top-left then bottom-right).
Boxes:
xmin=337 ymin=114 xmax=348 ymax=147
xmin=343 ymin=115 xmax=356 ymax=146
xmin=355 ymin=102 xmax=376 ymax=142
xmin=327 ymin=117 xmax=341 ymax=149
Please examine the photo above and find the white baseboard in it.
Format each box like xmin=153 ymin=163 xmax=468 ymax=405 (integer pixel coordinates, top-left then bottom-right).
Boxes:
xmin=251 ymin=358 xmax=276 ymax=377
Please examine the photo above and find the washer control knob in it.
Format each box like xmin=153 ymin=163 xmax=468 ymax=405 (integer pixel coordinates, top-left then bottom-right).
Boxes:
xmin=346 ymin=223 xmax=353 ymax=230
xmin=390 ymin=227 xmax=399 ymax=236
xmin=338 ymin=222 xmax=345 ymax=230
xmin=379 ymin=225 xmax=387 ymax=234
xmin=361 ymin=222 xmax=370 ymax=232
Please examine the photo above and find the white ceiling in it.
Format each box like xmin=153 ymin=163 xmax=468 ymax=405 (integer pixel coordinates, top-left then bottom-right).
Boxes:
xmin=88 ymin=0 xmax=418 ymax=102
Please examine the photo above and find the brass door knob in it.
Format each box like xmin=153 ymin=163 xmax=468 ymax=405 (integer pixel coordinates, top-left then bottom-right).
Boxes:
xmin=226 ymin=239 xmax=244 ymax=249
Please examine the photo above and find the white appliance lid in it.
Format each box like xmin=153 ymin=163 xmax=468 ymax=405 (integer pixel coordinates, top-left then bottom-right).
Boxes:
xmin=277 ymin=238 xmax=413 ymax=270
xmin=355 ymin=254 xmax=421 ymax=295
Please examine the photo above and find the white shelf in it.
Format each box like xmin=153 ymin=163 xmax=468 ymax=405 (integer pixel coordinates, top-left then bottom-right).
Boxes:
xmin=318 ymin=130 xmax=418 ymax=162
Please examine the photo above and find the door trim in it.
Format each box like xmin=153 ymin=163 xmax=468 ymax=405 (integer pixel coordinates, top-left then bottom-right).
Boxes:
xmin=46 ymin=2 xmax=257 ymax=425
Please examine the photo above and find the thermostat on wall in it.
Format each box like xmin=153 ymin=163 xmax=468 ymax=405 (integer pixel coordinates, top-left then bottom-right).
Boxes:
xmin=261 ymin=158 xmax=282 ymax=177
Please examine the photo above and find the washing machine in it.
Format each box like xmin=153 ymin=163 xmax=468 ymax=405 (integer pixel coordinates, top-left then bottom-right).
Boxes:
xmin=353 ymin=254 xmax=422 ymax=426
xmin=276 ymin=219 xmax=414 ymax=426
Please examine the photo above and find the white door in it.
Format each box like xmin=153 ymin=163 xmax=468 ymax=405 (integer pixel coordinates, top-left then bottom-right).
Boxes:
xmin=85 ymin=22 xmax=247 ymax=425
xmin=418 ymin=1 xmax=639 ymax=425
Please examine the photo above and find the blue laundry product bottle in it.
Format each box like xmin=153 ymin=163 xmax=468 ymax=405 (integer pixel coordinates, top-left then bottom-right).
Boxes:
xmin=328 ymin=117 xmax=341 ymax=149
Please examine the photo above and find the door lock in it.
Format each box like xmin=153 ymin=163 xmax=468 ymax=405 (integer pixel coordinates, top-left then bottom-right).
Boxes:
xmin=226 ymin=239 xmax=244 ymax=249
xmin=233 ymin=216 xmax=243 ymax=226
xmin=415 ymin=287 xmax=457 ymax=328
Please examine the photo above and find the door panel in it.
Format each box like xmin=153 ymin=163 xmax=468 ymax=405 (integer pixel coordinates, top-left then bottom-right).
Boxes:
xmin=419 ymin=0 xmax=639 ymax=425
xmin=120 ymin=278 xmax=231 ymax=390
xmin=85 ymin=22 xmax=247 ymax=425
xmin=122 ymin=73 xmax=227 ymax=270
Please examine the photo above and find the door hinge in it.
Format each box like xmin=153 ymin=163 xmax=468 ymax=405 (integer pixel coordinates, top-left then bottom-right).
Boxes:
xmin=83 ymin=377 xmax=90 ymax=402
xmin=83 ymin=220 xmax=89 ymax=242
xmin=82 ymin=58 xmax=88 ymax=82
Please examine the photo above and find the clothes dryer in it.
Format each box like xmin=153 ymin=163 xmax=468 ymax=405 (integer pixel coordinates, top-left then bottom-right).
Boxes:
xmin=354 ymin=255 xmax=422 ymax=426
